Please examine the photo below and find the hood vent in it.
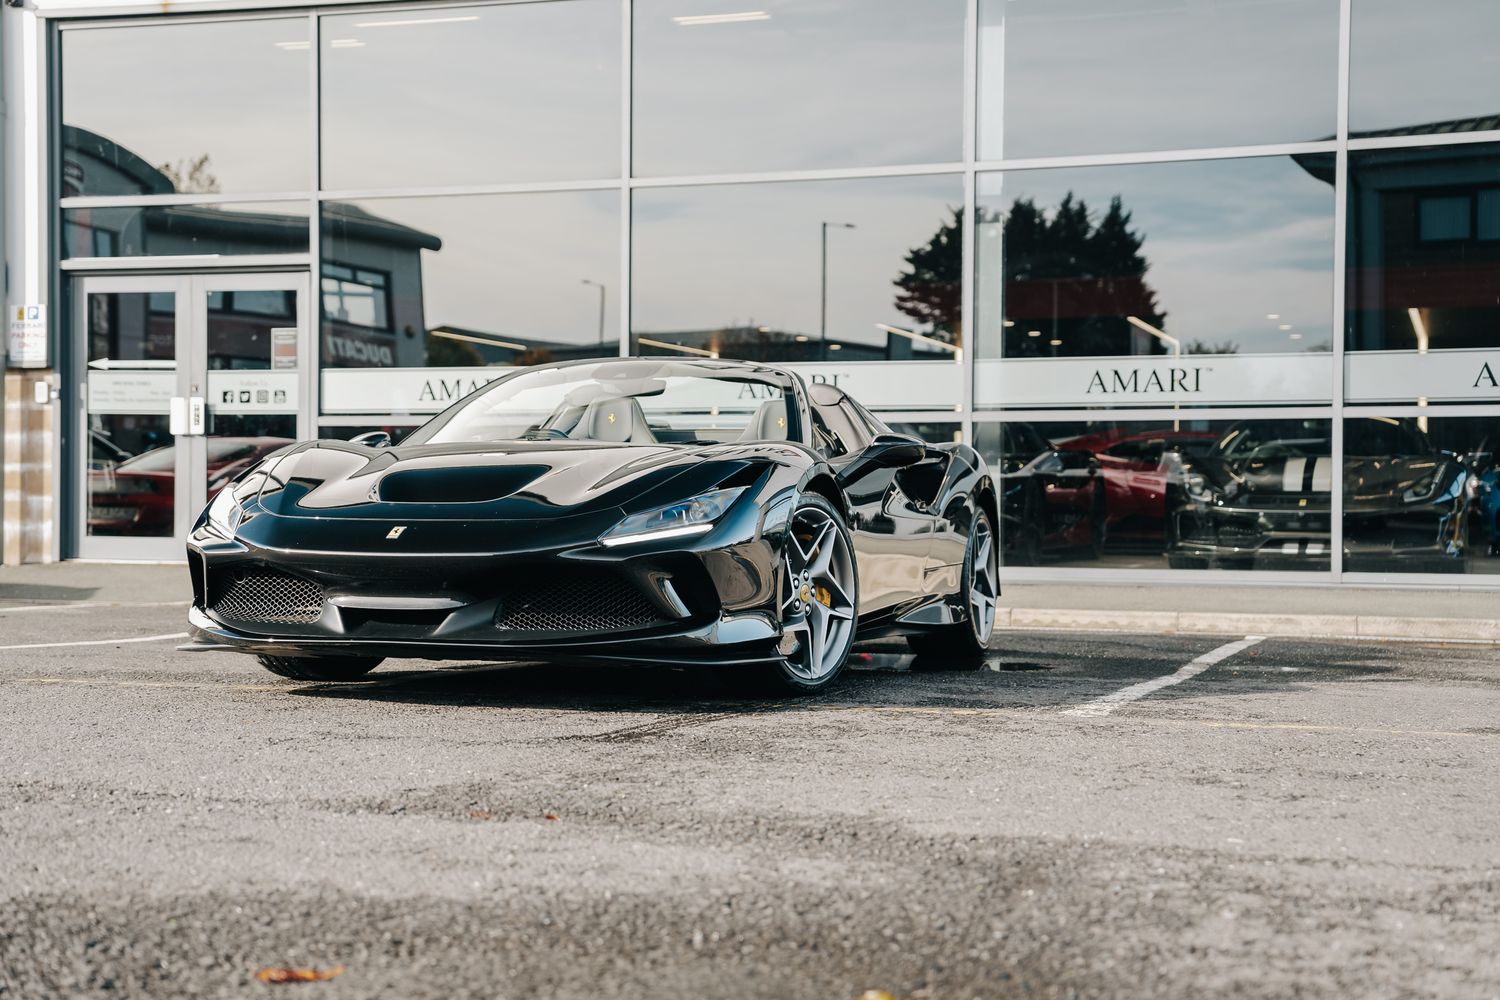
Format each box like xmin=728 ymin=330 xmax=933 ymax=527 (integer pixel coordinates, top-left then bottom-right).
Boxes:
xmin=378 ymin=464 xmax=547 ymax=504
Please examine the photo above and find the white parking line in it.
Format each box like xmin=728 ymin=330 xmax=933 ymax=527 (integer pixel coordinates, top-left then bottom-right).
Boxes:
xmin=0 ymin=600 xmax=189 ymax=614
xmin=0 ymin=632 xmax=188 ymax=651
xmin=1062 ymin=635 xmax=1266 ymax=718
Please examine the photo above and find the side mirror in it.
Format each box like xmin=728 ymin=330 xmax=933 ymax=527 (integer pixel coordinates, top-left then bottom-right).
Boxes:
xmin=868 ymin=433 xmax=927 ymax=468
xmin=350 ymin=430 xmax=392 ymax=449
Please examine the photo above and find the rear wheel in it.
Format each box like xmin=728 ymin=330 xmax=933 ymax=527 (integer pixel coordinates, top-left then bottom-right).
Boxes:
xmin=908 ymin=507 xmax=998 ymax=669
xmin=766 ymin=495 xmax=858 ymax=694
xmin=257 ymin=654 xmax=384 ymax=682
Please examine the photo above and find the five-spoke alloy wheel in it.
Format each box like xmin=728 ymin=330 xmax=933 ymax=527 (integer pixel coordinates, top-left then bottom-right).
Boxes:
xmin=771 ymin=495 xmax=858 ymax=693
xmin=908 ymin=506 xmax=998 ymax=667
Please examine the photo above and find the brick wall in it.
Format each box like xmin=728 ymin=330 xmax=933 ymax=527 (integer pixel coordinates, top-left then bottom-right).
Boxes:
xmin=2 ymin=371 xmax=56 ymax=565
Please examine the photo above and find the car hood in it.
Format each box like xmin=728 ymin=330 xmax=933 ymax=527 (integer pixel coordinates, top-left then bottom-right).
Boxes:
xmin=1345 ymin=455 xmax=1457 ymax=506
xmin=242 ymin=439 xmax=776 ymax=522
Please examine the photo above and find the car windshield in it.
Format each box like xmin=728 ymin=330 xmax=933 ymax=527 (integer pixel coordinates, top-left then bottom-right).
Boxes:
xmin=1345 ymin=418 xmax=1434 ymax=459
xmin=407 ymin=360 xmax=799 ymax=447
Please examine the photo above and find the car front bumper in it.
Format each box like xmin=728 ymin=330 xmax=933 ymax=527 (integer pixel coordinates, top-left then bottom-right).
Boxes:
xmin=186 ymin=504 xmax=787 ymax=666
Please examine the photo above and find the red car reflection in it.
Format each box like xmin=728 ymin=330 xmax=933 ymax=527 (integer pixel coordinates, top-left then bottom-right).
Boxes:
xmin=88 ymin=437 xmax=291 ymax=536
xmin=1082 ymin=431 xmax=1218 ymax=542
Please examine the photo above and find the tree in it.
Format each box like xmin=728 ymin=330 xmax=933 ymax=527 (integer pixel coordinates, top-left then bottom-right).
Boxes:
xmin=893 ymin=206 xmax=963 ymax=345
xmin=156 ymin=154 xmax=220 ymax=194
xmin=1184 ymin=339 xmax=1239 ymax=355
xmin=894 ymin=193 xmax=1166 ymax=357
xmin=425 ymin=331 xmax=482 ymax=367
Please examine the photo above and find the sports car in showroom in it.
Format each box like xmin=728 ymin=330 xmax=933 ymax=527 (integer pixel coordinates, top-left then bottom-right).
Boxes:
xmin=1165 ymin=417 xmax=1473 ymax=571
xmin=185 ymin=358 xmax=999 ymax=692
xmin=994 ymin=422 xmax=1105 ymax=566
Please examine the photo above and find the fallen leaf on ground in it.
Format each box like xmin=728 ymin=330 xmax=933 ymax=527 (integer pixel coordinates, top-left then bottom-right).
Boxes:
xmin=543 ymin=811 xmax=560 ymax=821
xmin=255 ymin=964 xmax=346 ymax=984
xmin=857 ymin=991 xmax=899 ymax=1000
xmin=468 ymin=809 xmax=497 ymax=820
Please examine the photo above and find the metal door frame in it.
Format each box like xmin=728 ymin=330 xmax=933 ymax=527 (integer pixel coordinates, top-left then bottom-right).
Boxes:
xmin=72 ymin=271 xmax=312 ymax=561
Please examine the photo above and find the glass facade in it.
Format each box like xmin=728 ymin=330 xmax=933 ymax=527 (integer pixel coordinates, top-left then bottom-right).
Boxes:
xmin=631 ymin=176 xmax=962 ymax=363
xmin=50 ymin=0 xmax=1500 ymax=580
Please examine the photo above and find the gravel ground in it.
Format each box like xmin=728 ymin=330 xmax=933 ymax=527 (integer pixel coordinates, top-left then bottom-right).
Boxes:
xmin=2 ymin=596 xmax=1499 ymax=999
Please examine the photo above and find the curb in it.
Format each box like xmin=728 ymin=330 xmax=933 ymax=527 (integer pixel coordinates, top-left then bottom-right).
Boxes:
xmin=999 ymin=607 xmax=1500 ymax=643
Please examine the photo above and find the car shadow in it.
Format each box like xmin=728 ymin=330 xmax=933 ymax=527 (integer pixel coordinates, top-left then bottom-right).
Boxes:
xmin=280 ymin=635 xmax=1408 ymax=715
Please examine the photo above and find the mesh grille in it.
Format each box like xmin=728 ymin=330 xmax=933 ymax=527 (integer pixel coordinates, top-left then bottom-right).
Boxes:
xmin=1216 ymin=523 xmax=1264 ymax=543
xmin=495 ymin=574 xmax=663 ymax=633
xmin=211 ymin=570 xmax=324 ymax=624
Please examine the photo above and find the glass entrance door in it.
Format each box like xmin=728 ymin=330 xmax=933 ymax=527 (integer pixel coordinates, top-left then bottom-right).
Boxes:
xmin=75 ymin=273 xmax=311 ymax=560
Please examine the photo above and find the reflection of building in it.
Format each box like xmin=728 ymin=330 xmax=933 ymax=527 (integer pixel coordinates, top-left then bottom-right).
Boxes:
xmin=319 ymin=203 xmax=441 ymax=369
xmin=1342 ymin=132 xmax=1500 ymax=353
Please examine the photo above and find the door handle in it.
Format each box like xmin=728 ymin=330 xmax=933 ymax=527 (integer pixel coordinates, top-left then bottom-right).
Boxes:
xmin=169 ymin=396 xmax=187 ymax=436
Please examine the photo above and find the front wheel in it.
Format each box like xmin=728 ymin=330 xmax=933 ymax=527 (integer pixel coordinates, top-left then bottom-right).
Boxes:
xmin=908 ymin=506 xmax=998 ymax=669
xmin=257 ymin=654 xmax=384 ymax=682
xmin=765 ymin=495 xmax=859 ymax=694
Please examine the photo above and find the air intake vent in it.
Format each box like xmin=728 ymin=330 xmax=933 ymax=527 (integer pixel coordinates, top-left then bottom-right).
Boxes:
xmin=495 ymin=573 xmax=664 ymax=634
xmin=379 ymin=465 xmax=547 ymax=503
xmin=211 ymin=570 xmax=324 ymax=624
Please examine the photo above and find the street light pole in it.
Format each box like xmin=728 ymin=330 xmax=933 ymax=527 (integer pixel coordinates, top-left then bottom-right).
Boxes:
xmin=819 ymin=222 xmax=856 ymax=361
xmin=581 ymin=279 xmax=606 ymax=349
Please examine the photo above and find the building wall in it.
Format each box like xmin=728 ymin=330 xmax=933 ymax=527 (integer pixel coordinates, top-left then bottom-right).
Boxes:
xmin=6 ymin=0 xmax=1500 ymax=583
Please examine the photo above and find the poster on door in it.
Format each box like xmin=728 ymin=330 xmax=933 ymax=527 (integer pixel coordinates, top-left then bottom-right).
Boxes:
xmin=207 ymin=371 xmax=299 ymax=415
xmin=86 ymin=370 xmax=175 ymax=414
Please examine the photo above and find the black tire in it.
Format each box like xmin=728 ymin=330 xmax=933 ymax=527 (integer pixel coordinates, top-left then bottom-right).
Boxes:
xmin=1009 ymin=482 xmax=1044 ymax=567
xmin=257 ymin=654 xmax=384 ymax=681
xmin=764 ymin=494 xmax=859 ymax=695
xmin=908 ymin=506 xmax=997 ymax=670
xmin=1086 ymin=482 xmax=1108 ymax=560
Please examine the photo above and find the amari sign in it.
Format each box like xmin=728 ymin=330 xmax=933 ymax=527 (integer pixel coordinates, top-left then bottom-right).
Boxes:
xmin=1344 ymin=349 xmax=1500 ymax=403
xmin=978 ymin=354 xmax=1333 ymax=407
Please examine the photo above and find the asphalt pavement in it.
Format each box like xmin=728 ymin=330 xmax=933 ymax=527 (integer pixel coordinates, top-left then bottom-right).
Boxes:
xmin=2 ymin=569 xmax=1500 ymax=998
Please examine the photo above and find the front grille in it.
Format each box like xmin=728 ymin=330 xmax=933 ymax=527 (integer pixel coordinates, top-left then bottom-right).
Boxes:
xmin=210 ymin=570 xmax=324 ymax=624
xmin=1216 ymin=522 xmax=1264 ymax=544
xmin=494 ymin=573 xmax=664 ymax=634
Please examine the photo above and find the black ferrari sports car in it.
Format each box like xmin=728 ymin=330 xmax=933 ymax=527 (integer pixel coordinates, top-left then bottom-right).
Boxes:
xmin=1166 ymin=417 xmax=1473 ymax=571
xmin=184 ymin=358 xmax=999 ymax=691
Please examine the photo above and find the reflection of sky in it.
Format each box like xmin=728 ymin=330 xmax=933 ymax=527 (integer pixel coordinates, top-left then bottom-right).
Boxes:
xmin=1350 ymin=0 xmax=1500 ymax=134
xmin=631 ymin=175 xmax=961 ymax=346
xmin=62 ymin=20 xmax=311 ymax=193
xmin=337 ymin=192 xmax=619 ymax=347
xmin=977 ymin=156 xmax=1334 ymax=354
xmin=633 ymin=0 xmax=964 ymax=175
xmin=321 ymin=0 xmax=619 ymax=189
xmin=980 ymin=0 xmax=1339 ymax=159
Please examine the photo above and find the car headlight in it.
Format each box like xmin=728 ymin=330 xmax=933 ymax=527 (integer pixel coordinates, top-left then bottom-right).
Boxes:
xmin=205 ymin=487 xmax=244 ymax=537
xmin=599 ymin=487 xmax=746 ymax=548
xmin=1402 ymin=474 xmax=1438 ymax=503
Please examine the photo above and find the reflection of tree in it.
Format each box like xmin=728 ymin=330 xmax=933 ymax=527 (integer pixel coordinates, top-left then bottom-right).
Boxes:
xmin=895 ymin=194 xmax=1166 ymax=357
xmin=425 ymin=331 xmax=482 ymax=367
xmin=1184 ymin=338 xmax=1239 ymax=355
xmin=156 ymin=154 xmax=220 ymax=194
xmin=1002 ymin=193 xmax=1165 ymax=357
xmin=894 ymin=206 xmax=963 ymax=345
